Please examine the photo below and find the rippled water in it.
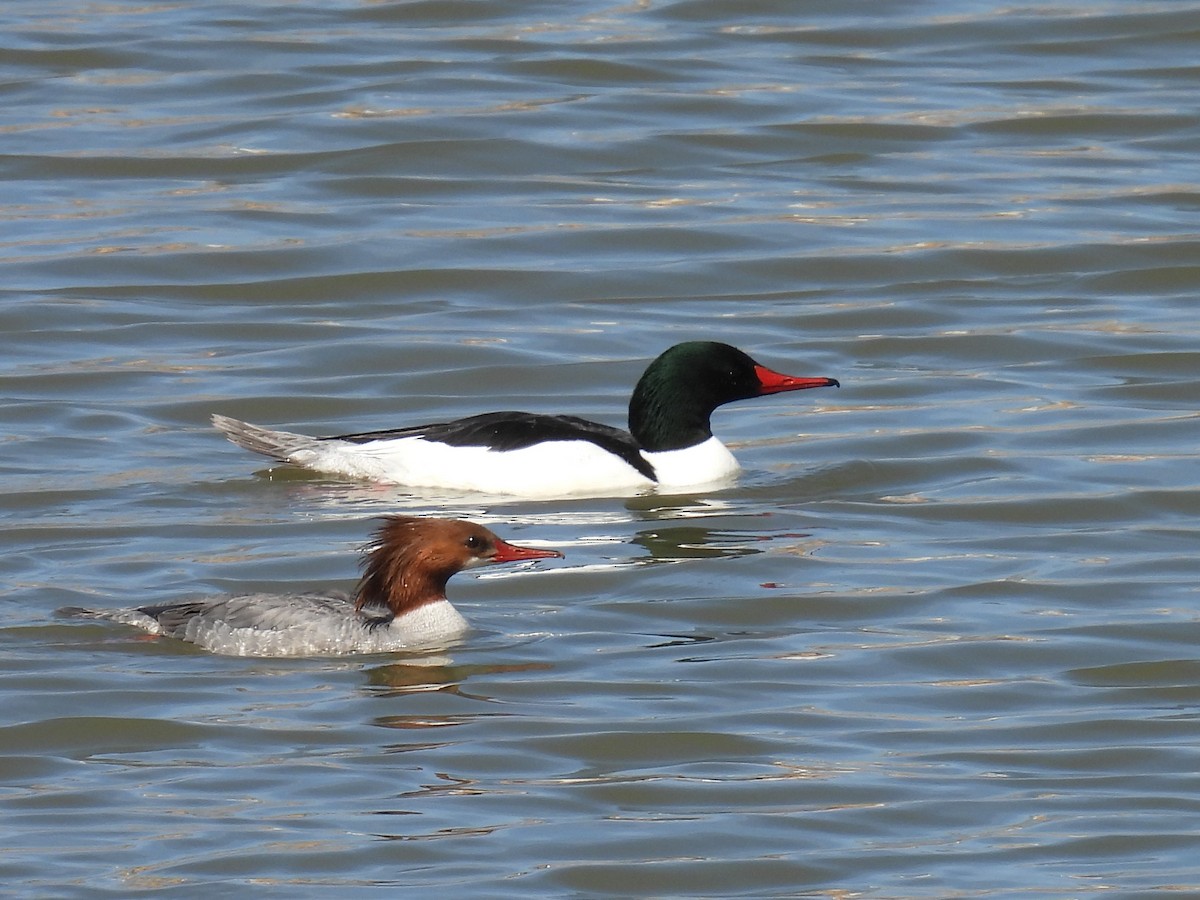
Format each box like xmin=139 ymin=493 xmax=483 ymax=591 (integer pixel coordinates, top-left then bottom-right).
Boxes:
xmin=3 ymin=0 xmax=1199 ymax=895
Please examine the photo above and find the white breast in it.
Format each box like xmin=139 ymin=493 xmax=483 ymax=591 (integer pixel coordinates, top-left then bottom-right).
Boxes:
xmin=642 ymin=436 xmax=740 ymax=488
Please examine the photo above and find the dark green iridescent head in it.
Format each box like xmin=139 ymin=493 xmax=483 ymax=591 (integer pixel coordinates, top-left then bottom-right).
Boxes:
xmin=627 ymin=341 xmax=839 ymax=452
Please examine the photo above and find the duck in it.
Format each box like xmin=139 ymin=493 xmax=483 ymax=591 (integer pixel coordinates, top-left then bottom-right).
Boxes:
xmin=212 ymin=341 xmax=839 ymax=498
xmin=58 ymin=516 xmax=562 ymax=657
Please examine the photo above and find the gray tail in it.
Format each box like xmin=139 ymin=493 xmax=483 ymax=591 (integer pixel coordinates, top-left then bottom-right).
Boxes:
xmin=56 ymin=604 xmax=164 ymax=635
xmin=56 ymin=606 xmax=103 ymax=620
xmin=211 ymin=414 xmax=324 ymax=463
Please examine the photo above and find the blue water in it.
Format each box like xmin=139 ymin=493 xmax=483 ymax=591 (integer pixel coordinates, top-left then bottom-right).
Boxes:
xmin=2 ymin=0 xmax=1199 ymax=895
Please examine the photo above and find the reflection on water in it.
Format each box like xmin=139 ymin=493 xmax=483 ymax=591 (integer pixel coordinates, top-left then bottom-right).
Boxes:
xmin=631 ymin=524 xmax=770 ymax=560
xmin=364 ymin=659 xmax=553 ymax=695
xmin=641 ymin=633 xmax=718 ymax=650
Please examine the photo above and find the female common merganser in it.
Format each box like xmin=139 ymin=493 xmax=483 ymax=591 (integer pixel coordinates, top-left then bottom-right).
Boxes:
xmin=59 ymin=516 xmax=562 ymax=657
xmin=212 ymin=341 xmax=839 ymax=498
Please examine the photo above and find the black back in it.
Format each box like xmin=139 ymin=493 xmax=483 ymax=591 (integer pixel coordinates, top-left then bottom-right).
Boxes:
xmin=333 ymin=411 xmax=657 ymax=481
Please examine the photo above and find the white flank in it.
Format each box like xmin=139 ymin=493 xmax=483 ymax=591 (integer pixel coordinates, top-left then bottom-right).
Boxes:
xmin=314 ymin=435 xmax=658 ymax=497
xmin=219 ymin=417 xmax=745 ymax=497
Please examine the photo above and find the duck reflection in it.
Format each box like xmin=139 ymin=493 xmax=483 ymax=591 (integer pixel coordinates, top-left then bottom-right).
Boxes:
xmin=363 ymin=658 xmax=551 ymax=695
xmin=631 ymin=523 xmax=772 ymax=561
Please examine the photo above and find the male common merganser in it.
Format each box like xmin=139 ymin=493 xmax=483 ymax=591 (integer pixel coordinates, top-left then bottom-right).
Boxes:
xmin=59 ymin=516 xmax=562 ymax=657
xmin=212 ymin=341 xmax=839 ymax=498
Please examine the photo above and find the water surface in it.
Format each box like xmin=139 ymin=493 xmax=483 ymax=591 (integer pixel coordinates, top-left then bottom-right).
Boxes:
xmin=2 ymin=1 xmax=1199 ymax=895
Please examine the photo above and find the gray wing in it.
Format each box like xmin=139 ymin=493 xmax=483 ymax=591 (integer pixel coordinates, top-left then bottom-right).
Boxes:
xmin=137 ymin=592 xmax=386 ymax=634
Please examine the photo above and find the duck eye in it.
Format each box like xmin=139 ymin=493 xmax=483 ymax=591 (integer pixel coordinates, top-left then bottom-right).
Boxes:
xmin=464 ymin=534 xmax=485 ymax=551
